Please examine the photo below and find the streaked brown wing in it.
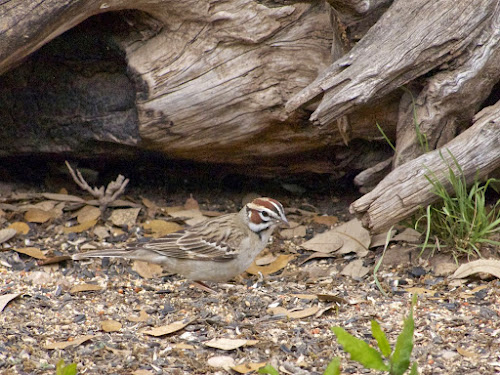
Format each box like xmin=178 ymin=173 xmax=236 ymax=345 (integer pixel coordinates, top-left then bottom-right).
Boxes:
xmin=131 ymin=230 xmax=236 ymax=262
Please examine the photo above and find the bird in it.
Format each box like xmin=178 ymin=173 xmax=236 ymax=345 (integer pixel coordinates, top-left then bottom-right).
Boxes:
xmin=72 ymin=197 xmax=289 ymax=282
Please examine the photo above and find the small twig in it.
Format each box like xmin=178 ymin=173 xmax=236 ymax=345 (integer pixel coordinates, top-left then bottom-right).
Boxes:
xmin=65 ymin=161 xmax=129 ymax=212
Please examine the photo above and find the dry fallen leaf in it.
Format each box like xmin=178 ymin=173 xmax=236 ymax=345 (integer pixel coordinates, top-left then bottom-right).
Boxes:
xmin=24 ymin=208 xmax=55 ymax=223
xmin=70 ymin=284 xmax=103 ymax=293
xmin=143 ymin=318 xmax=194 ymax=336
xmin=128 ymin=310 xmax=149 ymax=322
xmin=232 ymin=362 xmax=268 ymax=374
xmin=184 ymin=194 xmax=199 ymax=210
xmin=75 ymin=205 xmax=101 ymax=224
xmin=456 ymin=347 xmax=479 ymax=358
xmin=143 ymin=220 xmax=183 ymax=238
xmin=280 ymin=225 xmax=307 ymax=239
xmin=451 ymin=259 xmax=500 ymax=279
xmin=369 ymin=229 xmax=396 ymax=248
xmin=287 ymin=306 xmax=320 ymax=319
xmin=132 ymin=370 xmax=155 ymax=375
xmin=340 ymin=259 xmax=370 ymax=279
xmin=392 ymin=228 xmax=422 ymax=243
xmin=204 ymin=338 xmax=258 ymax=351
xmin=246 ymin=254 xmax=295 ymax=276
xmin=13 ymin=247 xmax=46 ymax=260
xmin=0 ymin=293 xmax=20 ymax=312
xmin=0 ymin=228 xmax=17 ymax=243
xmin=268 ymin=306 xmax=320 ymax=319
xmin=132 ymin=261 xmax=163 ymax=279
xmin=312 ymin=215 xmax=339 ymax=226
xmin=42 ymin=193 xmax=85 ymax=203
xmin=109 ymin=207 xmax=141 ymax=228
xmin=101 ymin=320 xmax=122 ymax=332
xmin=45 ymin=335 xmax=94 ymax=350
xmin=168 ymin=209 xmax=206 ymax=226
xmin=302 ymin=218 xmax=369 ymax=256
xmin=255 ymin=254 xmax=278 ymax=266
xmin=207 ymin=356 xmax=235 ymax=370
xmin=7 ymin=222 xmax=30 ymax=235
xmin=63 ymin=219 xmax=98 ymax=234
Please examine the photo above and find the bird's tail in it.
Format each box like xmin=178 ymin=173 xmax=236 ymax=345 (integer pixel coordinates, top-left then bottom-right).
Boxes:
xmin=72 ymin=249 xmax=131 ymax=261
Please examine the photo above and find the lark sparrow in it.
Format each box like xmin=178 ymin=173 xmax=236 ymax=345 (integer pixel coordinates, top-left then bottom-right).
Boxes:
xmin=72 ymin=197 xmax=289 ymax=282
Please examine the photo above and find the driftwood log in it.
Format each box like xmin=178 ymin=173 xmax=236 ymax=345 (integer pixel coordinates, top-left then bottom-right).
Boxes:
xmin=1 ymin=0 xmax=500 ymax=230
xmin=350 ymin=101 xmax=500 ymax=233
xmin=0 ymin=0 xmax=399 ymax=175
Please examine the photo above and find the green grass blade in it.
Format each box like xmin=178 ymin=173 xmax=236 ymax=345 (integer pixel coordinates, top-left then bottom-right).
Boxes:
xmin=376 ymin=122 xmax=396 ymax=152
xmin=331 ymin=327 xmax=389 ymax=371
xmin=323 ymin=357 xmax=341 ymax=375
xmin=371 ymin=320 xmax=392 ymax=358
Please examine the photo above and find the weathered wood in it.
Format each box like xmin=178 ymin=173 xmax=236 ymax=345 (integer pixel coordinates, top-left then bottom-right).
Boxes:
xmin=394 ymin=5 xmax=500 ymax=166
xmin=286 ymin=0 xmax=498 ymax=126
xmin=350 ymin=100 xmax=500 ymax=233
xmin=0 ymin=0 xmax=402 ymax=174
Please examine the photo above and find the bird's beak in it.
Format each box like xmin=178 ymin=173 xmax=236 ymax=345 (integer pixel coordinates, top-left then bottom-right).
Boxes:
xmin=280 ymin=217 xmax=290 ymax=227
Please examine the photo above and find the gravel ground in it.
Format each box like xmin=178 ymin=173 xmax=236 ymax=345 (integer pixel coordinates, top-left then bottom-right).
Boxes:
xmin=1 ymin=185 xmax=499 ymax=375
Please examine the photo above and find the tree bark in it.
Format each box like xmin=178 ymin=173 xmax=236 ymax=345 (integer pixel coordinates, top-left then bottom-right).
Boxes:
xmin=350 ymin=100 xmax=500 ymax=233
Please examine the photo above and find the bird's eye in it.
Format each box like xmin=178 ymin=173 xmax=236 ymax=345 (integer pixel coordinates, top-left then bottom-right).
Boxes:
xmin=261 ymin=211 xmax=269 ymax=217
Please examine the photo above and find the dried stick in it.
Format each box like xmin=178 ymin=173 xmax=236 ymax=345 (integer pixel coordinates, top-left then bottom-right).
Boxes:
xmin=65 ymin=161 xmax=129 ymax=212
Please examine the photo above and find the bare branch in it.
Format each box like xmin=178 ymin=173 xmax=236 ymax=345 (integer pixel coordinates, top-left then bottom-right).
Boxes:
xmin=65 ymin=161 xmax=130 ymax=212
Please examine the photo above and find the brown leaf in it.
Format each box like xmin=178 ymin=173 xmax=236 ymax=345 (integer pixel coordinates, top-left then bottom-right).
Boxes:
xmin=451 ymin=259 xmax=500 ymax=279
xmin=456 ymin=347 xmax=479 ymax=358
xmin=287 ymin=306 xmax=320 ymax=319
xmin=141 ymin=197 xmax=157 ymax=209
xmin=268 ymin=306 xmax=320 ymax=319
xmin=42 ymin=193 xmax=85 ymax=203
xmin=312 ymin=215 xmax=339 ymax=226
xmin=143 ymin=220 xmax=183 ymax=238
xmin=128 ymin=310 xmax=149 ymax=323
xmin=204 ymin=338 xmax=258 ymax=350
xmin=302 ymin=218 xmax=369 ymax=256
xmin=340 ymin=259 xmax=370 ymax=279
xmin=280 ymin=225 xmax=307 ymax=239
xmin=13 ymin=247 xmax=46 ymax=260
xmin=255 ymin=254 xmax=278 ymax=266
xmin=316 ymin=294 xmax=348 ymax=304
xmin=168 ymin=209 xmax=206 ymax=226
xmin=246 ymin=254 xmax=295 ymax=276
xmin=392 ymin=228 xmax=422 ymax=243
xmin=184 ymin=194 xmax=199 ymax=210
xmin=132 ymin=261 xmax=163 ymax=279
xmin=143 ymin=318 xmax=194 ymax=337
xmin=7 ymin=222 xmax=30 ymax=235
xmin=76 ymin=205 xmax=101 ymax=224
xmin=232 ymin=362 xmax=268 ymax=374
xmin=24 ymin=208 xmax=55 ymax=223
xmin=369 ymin=229 xmax=396 ymax=248
xmin=0 ymin=228 xmax=17 ymax=243
xmin=101 ymin=320 xmax=122 ymax=332
xmin=109 ymin=208 xmax=141 ymax=228
xmin=132 ymin=370 xmax=155 ymax=375
xmin=299 ymin=252 xmax=337 ymax=265
xmin=70 ymin=284 xmax=103 ymax=293
xmin=63 ymin=219 xmax=98 ymax=234
xmin=45 ymin=335 xmax=94 ymax=350
xmin=0 ymin=293 xmax=20 ymax=312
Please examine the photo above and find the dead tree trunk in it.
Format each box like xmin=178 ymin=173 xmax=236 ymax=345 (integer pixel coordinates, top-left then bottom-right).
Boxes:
xmin=350 ymin=101 xmax=500 ymax=232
